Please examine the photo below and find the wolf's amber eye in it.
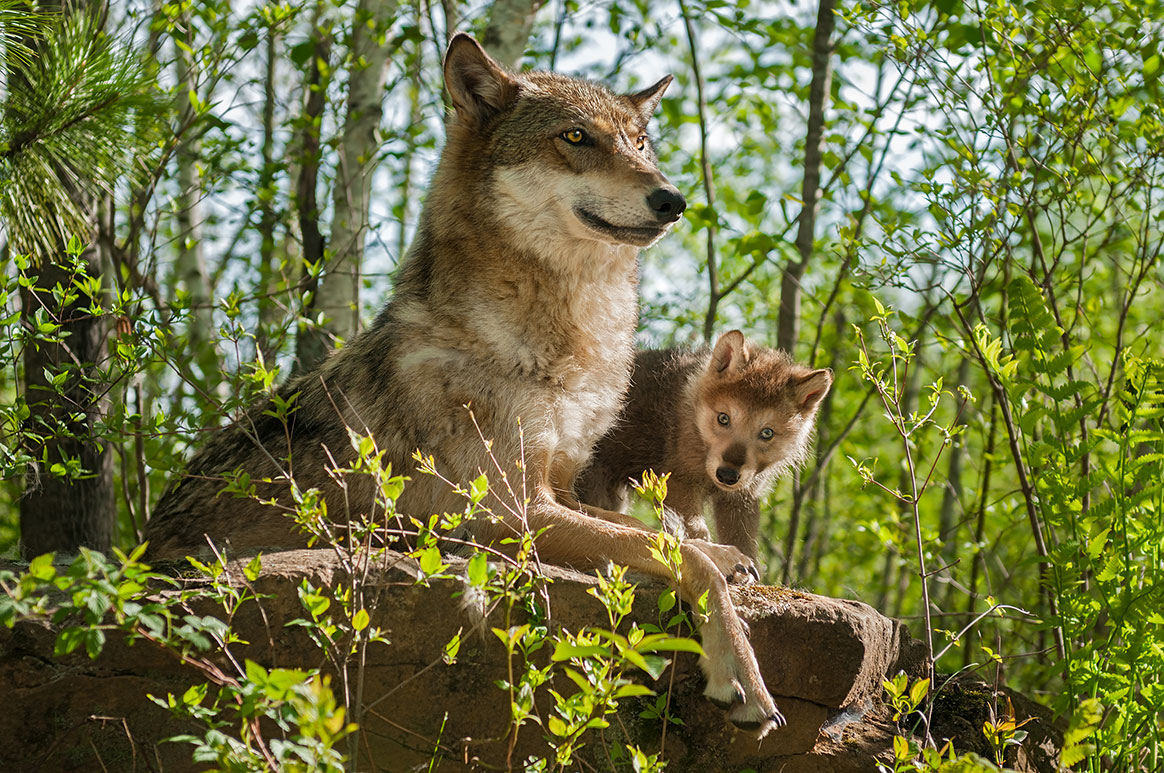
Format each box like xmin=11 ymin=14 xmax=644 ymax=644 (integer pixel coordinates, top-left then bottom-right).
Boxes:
xmin=759 ymin=427 xmax=775 ymax=441
xmin=561 ymin=128 xmax=588 ymax=145
xmin=635 ymin=135 xmax=648 ymax=151
xmin=717 ymin=412 xmax=731 ymax=427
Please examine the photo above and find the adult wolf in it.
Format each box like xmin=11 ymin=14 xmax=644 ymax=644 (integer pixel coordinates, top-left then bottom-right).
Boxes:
xmin=145 ymin=35 xmax=782 ymax=734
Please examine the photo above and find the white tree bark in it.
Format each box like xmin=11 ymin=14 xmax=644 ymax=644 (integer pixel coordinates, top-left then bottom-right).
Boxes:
xmin=172 ymin=28 xmax=220 ymax=395
xmin=299 ymin=0 xmax=398 ymax=371
xmin=481 ymin=0 xmax=546 ymax=68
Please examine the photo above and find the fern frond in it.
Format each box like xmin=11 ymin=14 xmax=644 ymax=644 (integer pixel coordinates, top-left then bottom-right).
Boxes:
xmin=1008 ymin=275 xmax=1066 ymax=374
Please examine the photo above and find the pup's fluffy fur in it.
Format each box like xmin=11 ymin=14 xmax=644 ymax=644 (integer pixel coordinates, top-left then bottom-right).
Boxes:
xmin=577 ymin=330 xmax=832 ymax=560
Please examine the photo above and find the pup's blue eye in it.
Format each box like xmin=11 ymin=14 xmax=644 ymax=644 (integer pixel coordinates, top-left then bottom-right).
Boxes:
xmin=717 ymin=412 xmax=730 ymax=427
xmin=759 ymin=427 xmax=775 ymax=440
xmin=561 ymin=128 xmax=588 ymax=145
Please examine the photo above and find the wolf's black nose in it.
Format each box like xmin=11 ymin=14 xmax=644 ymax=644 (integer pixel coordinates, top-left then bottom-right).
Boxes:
xmin=647 ymin=187 xmax=686 ymax=222
xmin=716 ymin=467 xmax=740 ymax=485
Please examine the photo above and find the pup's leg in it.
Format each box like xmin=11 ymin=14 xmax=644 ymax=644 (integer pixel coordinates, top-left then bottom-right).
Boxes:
xmin=711 ymin=492 xmax=761 ymax=561
xmin=659 ymin=478 xmax=712 ymax=543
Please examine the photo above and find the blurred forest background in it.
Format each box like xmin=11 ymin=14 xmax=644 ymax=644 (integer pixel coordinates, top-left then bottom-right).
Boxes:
xmin=1 ymin=0 xmax=1162 ymax=765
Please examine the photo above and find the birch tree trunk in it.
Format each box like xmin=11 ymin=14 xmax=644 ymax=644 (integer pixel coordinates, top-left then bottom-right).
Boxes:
xmin=776 ymin=0 xmax=835 ymax=353
xmin=173 ymin=26 xmax=217 ymax=390
xmin=296 ymin=0 xmax=398 ymax=372
xmin=481 ymin=0 xmax=546 ymax=68
xmin=396 ymin=12 xmax=424 ymax=262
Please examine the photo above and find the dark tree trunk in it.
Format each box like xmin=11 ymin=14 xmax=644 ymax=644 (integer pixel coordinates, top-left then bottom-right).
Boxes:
xmin=20 ymin=252 xmax=114 ymax=557
xmin=776 ymin=0 xmax=835 ymax=353
xmin=291 ymin=8 xmax=333 ymax=376
xmin=14 ymin=1 xmax=116 ymax=557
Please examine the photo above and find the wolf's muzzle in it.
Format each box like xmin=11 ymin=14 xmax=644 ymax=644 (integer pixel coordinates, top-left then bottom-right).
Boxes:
xmin=647 ymin=186 xmax=687 ymax=223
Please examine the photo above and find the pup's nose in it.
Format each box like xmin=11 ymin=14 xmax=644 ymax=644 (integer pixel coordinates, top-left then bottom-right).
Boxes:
xmin=715 ymin=467 xmax=740 ymax=486
xmin=647 ymin=187 xmax=686 ymax=223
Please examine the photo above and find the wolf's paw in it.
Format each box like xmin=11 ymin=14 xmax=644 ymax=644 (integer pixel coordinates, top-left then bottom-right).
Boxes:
xmin=688 ymin=539 xmax=760 ymax=585
xmin=728 ymin=700 xmax=786 ymax=738
xmin=703 ymin=674 xmax=745 ymax=709
xmin=704 ymin=667 xmax=784 ymax=738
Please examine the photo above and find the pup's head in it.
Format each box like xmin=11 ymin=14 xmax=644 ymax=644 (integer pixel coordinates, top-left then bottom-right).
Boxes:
xmin=440 ymin=35 xmax=685 ymax=254
xmin=693 ymin=331 xmax=833 ymax=493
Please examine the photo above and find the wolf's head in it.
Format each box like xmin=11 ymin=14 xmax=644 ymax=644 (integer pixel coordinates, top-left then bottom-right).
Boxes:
xmin=693 ymin=331 xmax=833 ymax=493
xmin=437 ymin=35 xmax=685 ymax=258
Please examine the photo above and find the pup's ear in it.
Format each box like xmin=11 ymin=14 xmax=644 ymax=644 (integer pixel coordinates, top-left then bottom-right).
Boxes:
xmin=794 ymin=369 xmax=833 ymax=413
xmin=709 ymin=330 xmax=749 ymax=375
xmin=627 ymin=75 xmax=673 ymax=121
xmin=444 ymin=34 xmax=519 ymax=128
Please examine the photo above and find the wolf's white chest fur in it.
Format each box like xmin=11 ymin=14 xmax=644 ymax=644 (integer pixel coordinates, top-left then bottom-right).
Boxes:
xmin=513 ymin=258 xmax=636 ymax=469
xmin=393 ymin=241 xmax=636 ymax=475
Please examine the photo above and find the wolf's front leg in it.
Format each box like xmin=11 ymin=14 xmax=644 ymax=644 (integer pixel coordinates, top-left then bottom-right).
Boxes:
xmin=655 ymin=477 xmax=711 ymax=542
xmin=577 ymin=501 xmax=656 ymax=532
xmin=520 ymin=490 xmax=783 ymax=738
xmin=676 ymin=540 xmax=784 ymax=735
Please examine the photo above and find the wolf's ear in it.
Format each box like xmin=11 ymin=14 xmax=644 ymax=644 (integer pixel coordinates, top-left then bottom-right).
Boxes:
xmin=794 ymin=369 xmax=833 ymax=413
xmin=444 ymin=34 xmax=519 ymax=128
xmin=627 ymin=75 xmax=673 ymax=121
xmin=709 ymin=330 xmax=749 ymax=375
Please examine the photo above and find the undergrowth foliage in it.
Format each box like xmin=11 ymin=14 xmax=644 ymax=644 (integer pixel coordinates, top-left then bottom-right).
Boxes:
xmin=1 ymin=420 xmax=704 ymax=771
xmin=988 ymin=277 xmax=1164 ymax=767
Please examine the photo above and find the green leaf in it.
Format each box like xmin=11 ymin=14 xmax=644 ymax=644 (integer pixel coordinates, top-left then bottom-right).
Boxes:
xmin=469 ymin=473 xmax=489 ymax=504
xmin=240 ymin=554 xmax=262 ymax=582
xmin=552 ymin=641 xmax=608 ymax=661
xmin=893 ymin=733 xmax=911 ymax=759
xmin=547 ymin=715 xmax=568 ymax=737
xmin=1086 ymin=528 xmax=1110 ymax=560
xmin=443 ymin=631 xmax=461 ymax=664
xmin=245 ymin=659 xmax=268 ymax=685
xmin=467 ymin=552 xmax=488 ymax=588
xmin=84 ymin=628 xmax=105 ymax=659
xmin=613 ymin=683 xmax=654 ymax=699
xmin=657 ymin=588 xmax=676 ymax=614
xmin=182 ymin=683 xmax=207 ymax=706
xmin=909 ymin=677 xmax=930 ymax=707
xmin=28 ymin=553 xmax=56 ymax=581
xmin=55 ymin=626 xmax=85 ymax=656
xmin=289 ymin=40 xmax=315 ymax=67
xmin=637 ymin=635 xmax=703 ymax=656
xmin=418 ymin=545 xmax=445 ymax=576
xmin=1095 ymin=554 xmax=1122 ymax=583
xmin=352 ymin=608 xmax=370 ymax=632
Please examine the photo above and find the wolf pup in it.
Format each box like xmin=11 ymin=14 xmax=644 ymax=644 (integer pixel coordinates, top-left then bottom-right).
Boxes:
xmin=577 ymin=330 xmax=832 ymax=561
xmin=144 ymin=37 xmax=784 ymax=733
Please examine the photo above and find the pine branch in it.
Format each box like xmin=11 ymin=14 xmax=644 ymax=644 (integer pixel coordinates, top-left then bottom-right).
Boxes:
xmin=0 ymin=10 xmax=163 ymax=258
